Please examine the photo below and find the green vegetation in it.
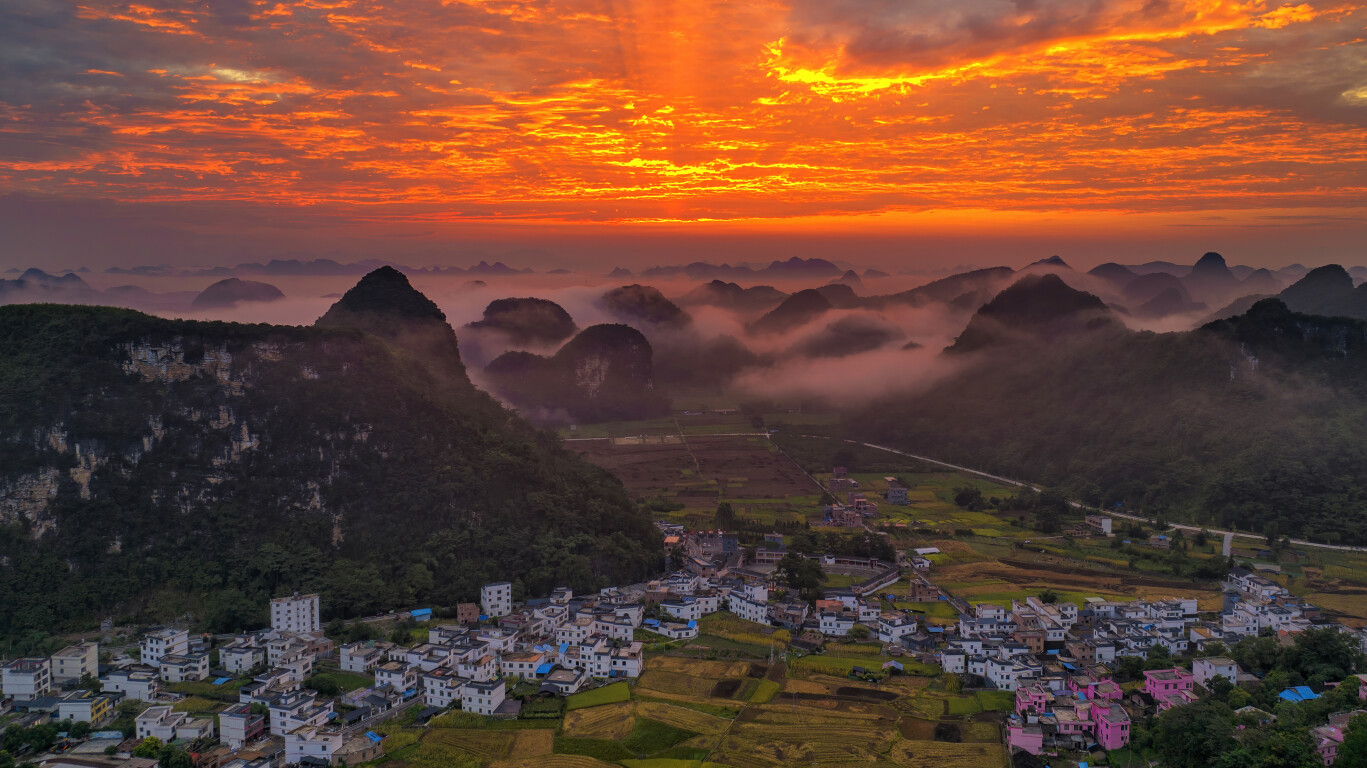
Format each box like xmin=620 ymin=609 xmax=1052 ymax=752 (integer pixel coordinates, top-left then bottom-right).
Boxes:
xmin=846 ymin=299 xmax=1367 ymax=545
xmin=0 ymin=271 xmax=663 ymax=641
xmin=566 ymin=682 xmax=632 ymax=710
xmin=1130 ymin=629 xmax=1366 ymax=768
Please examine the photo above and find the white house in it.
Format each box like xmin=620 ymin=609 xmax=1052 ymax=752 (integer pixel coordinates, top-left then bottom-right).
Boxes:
xmin=158 ymin=653 xmax=210 ymax=683
xmin=51 ymin=642 xmax=99 ymax=684
xmin=340 ymin=643 xmax=382 ymax=674
xmin=269 ymin=690 xmax=333 ymax=735
xmin=285 ymin=725 xmax=343 ymax=766
xmin=136 ymin=706 xmax=214 ymax=742
xmin=819 ymin=611 xmax=855 ymax=637
xmin=220 ymin=637 xmax=265 ymax=674
xmin=141 ymin=627 xmax=189 ymax=669
xmin=2 ymin=658 xmax=52 ymax=699
xmin=374 ymin=661 xmax=418 ymax=694
xmin=461 ymin=679 xmax=505 ymax=715
xmin=421 ymin=668 xmax=469 ymax=709
xmin=482 ymin=582 xmax=513 ymax=618
xmin=876 ymin=612 xmax=919 ymax=644
xmin=661 ymin=599 xmax=703 ymax=623
xmin=657 ymin=621 xmax=698 ymax=640
xmin=271 ymin=592 xmax=321 ymax=635
xmin=1193 ymin=657 xmax=1241 ymax=688
xmin=101 ymin=666 xmax=159 ymax=702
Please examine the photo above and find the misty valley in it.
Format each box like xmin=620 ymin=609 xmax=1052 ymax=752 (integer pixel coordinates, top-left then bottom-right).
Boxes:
xmin=3 ymin=254 xmax=1367 ymax=768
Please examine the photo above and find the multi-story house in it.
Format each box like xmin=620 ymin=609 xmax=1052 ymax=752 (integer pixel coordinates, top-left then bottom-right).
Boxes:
xmin=140 ymin=627 xmax=189 ymax=669
xmin=340 ymin=642 xmax=382 ymax=674
xmin=285 ymin=725 xmax=343 ymax=766
xmin=271 ymin=592 xmax=321 ymax=635
xmin=102 ymin=665 xmax=160 ymax=701
xmin=482 ymin=582 xmax=513 ymax=618
xmin=461 ymin=679 xmax=506 ymax=716
xmin=220 ymin=702 xmax=268 ymax=749
xmin=159 ymin=652 xmax=210 ymax=683
xmin=421 ymin=668 xmax=468 ymax=709
xmin=220 ymin=636 xmax=266 ymax=674
xmin=51 ymin=642 xmax=99 ymax=684
xmin=56 ymin=690 xmax=118 ymax=725
xmin=2 ymin=658 xmax=52 ymax=699
xmin=269 ymin=690 xmax=333 ymax=735
xmin=374 ymin=661 xmax=418 ymax=694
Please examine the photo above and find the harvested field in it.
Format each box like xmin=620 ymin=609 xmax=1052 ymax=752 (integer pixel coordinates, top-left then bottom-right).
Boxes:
xmin=427 ymin=729 xmax=515 ymax=760
xmin=645 ymin=657 xmax=755 ymax=677
xmin=490 ymin=757 xmax=618 ymax=768
xmin=898 ymin=717 xmax=937 ymax=740
xmin=561 ymin=701 xmax=636 ymax=740
xmin=834 ymin=686 xmax=899 ymax=701
xmin=935 ymin=557 xmax=1218 ymax=606
xmin=634 ymin=700 xmax=731 ymax=736
xmin=711 ymin=679 xmax=743 ymax=698
xmin=508 ymin=730 xmax=554 ymax=758
xmin=637 ymin=670 xmax=719 ymax=698
xmin=886 ymin=740 xmax=1008 ymax=768
xmin=574 ymin=435 xmax=820 ymax=518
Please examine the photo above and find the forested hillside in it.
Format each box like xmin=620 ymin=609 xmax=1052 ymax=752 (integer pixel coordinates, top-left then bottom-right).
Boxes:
xmin=0 ymin=269 xmax=662 ymax=645
xmin=852 ymin=295 xmax=1367 ymax=545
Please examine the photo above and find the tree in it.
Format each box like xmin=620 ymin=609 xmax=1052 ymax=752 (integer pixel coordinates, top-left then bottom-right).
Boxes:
xmin=306 ymin=675 xmax=341 ymax=697
xmin=770 ymin=629 xmax=791 ymax=649
xmin=953 ymin=486 xmax=984 ymax=511
xmin=77 ymin=672 xmax=102 ymax=693
xmin=67 ymin=721 xmax=91 ymax=740
xmin=0 ymin=751 xmax=12 ymax=768
xmin=1151 ymin=700 xmax=1237 ymax=768
xmin=776 ymin=553 xmax=826 ymax=593
xmin=1038 ymin=589 xmax=1059 ymax=604
xmin=715 ymin=502 xmax=736 ymax=529
xmin=943 ymin=673 xmax=963 ymax=693
xmin=158 ymin=745 xmax=193 ymax=768
xmin=1339 ymin=713 xmax=1367 ymax=768
xmin=132 ymin=737 xmax=162 ymax=758
xmin=848 ymin=624 xmax=872 ymax=641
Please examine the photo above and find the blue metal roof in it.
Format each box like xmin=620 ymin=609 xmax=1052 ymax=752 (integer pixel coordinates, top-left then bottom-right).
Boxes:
xmin=365 ymin=731 xmax=382 ymax=743
xmin=411 ymin=608 xmax=432 ymax=617
xmin=213 ymin=677 xmax=232 ymax=685
xmin=535 ymin=663 xmax=554 ymax=675
xmin=687 ymin=620 xmax=697 ymax=628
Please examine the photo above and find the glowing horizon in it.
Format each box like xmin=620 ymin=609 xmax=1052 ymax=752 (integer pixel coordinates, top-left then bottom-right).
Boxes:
xmin=2 ymin=0 xmax=1366 ymax=269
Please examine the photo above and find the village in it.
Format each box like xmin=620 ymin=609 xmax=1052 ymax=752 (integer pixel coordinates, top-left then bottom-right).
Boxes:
xmin=4 ymin=471 xmax=1367 ymax=768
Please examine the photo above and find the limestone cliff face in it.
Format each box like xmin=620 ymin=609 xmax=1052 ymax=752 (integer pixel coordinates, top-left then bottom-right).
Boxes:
xmin=0 ymin=291 xmax=663 ymax=636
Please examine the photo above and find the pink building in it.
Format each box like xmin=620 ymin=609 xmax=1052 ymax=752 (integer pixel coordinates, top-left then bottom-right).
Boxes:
xmin=1016 ymin=683 xmax=1053 ymax=714
xmin=1144 ymin=667 xmax=1197 ymax=711
xmin=1007 ymin=720 xmax=1045 ymax=755
xmin=1311 ymin=724 xmax=1343 ymax=765
xmin=1093 ymin=705 xmax=1132 ymax=750
xmin=1068 ymin=675 xmax=1123 ymax=703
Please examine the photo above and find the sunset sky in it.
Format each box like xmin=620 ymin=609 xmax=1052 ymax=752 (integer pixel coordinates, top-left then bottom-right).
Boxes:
xmin=3 ymin=0 xmax=1366 ymax=271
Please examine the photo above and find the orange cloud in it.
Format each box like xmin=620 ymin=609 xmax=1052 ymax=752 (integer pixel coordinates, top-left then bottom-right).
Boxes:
xmin=1 ymin=0 xmax=1365 ymax=238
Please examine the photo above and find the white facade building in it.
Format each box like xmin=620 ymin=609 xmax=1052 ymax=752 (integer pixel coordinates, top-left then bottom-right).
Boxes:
xmin=272 ymin=592 xmax=321 ymax=634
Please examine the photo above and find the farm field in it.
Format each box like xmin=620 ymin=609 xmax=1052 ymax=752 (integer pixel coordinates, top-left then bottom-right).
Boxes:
xmin=379 ymin=609 xmax=1007 ymax=768
xmin=571 ymin=433 xmax=821 ymax=526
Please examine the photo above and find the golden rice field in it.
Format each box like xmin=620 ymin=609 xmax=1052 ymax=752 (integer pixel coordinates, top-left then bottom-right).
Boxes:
xmin=637 ymin=670 xmax=720 ymax=698
xmin=561 ymin=701 xmax=636 ymax=740
xmin=507 ymin=730 xmax=554 ymax=758
xmin=425 ymin=729 xmax=516 ymax=760
xmin=645 ymin=657 xmax=756 ymax=677
xmin=490 ymin=757 xmax=617 ymax=768
xmin=634 ymin=700 xmax=732 ymax=736
xmin=886 ymin=739 xmax=1009 ymax=768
